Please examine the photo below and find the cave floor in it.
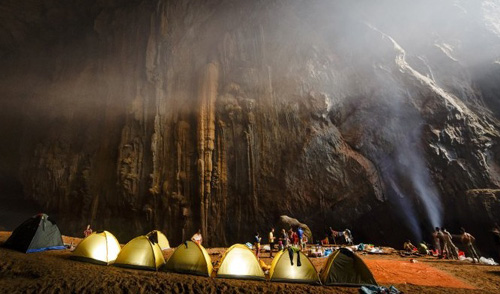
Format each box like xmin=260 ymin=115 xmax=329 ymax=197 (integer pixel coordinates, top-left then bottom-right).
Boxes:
xmin=1 ymin=232 xmax=499 ymax=293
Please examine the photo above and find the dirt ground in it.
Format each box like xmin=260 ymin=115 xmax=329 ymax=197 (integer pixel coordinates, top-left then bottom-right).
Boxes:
xmin=1 ymin=232 xmax=499 ymax=293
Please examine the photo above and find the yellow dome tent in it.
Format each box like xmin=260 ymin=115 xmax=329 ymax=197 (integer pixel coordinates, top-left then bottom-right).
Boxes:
xmin=146 ymin=230 xmax=170 ymax=250
xmin=114 ymin=235 xmax=165 ymax=271
xmin=269 ymin=247 xmax=320 ymax=284
xmin=71 ymin=231 xmax=121 ymax=265
xmin=165 ymin=240 xmax=212 ymax=277
xmin=216 ymin=244 xmax=265 ymax=280
xmin=320 ymin=248 xmax=377 ymax=286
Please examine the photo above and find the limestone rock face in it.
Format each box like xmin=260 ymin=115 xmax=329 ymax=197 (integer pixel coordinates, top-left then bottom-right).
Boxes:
xmin=0 ymin=0 xmax=499 ymax=257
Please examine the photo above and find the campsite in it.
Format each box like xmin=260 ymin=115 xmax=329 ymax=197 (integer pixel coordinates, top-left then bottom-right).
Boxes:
xmin=2 ymin=1 xmax=500 ymax=293
xmin=1 ymin=229 xmax=500 ymax=293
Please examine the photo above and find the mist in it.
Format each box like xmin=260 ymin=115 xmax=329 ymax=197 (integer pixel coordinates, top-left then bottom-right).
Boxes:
xmin=315 ymin=0 xmax=499 ymax=241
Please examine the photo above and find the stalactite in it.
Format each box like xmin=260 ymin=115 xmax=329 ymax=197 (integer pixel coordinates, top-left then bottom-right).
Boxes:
xmin=90 ymin=193 xmax=99 ymax=226
xmin=117 ymin=124 xmax=144 ymax=208
xmin=219 ymin=120 xmax=228 ymax=241
xmin=149 ymin=115 xmax=163 ymax=196
xmin=147 ymin=4 xmax=165 ymax=200
xmin=174 ymin=120 xmax=191 ymax=241
xmin=146 ymin=4 xmax=165 ymax=201
xmin=245 ymin=130 xmax=253 ymax=221
xmin=197 ymin=62 xmax=219 ymax=242
xmin=246 ymin=125 xmax=258 ymax=222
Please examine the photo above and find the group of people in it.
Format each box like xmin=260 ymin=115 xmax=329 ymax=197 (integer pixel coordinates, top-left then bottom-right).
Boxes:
xmin=256 ymin=226 xmax=357 ymax=260
xmin=403 ymin=227 xmax=482 ymax=263
xmin=254 ymin=227 xmax=308 ymax=259
xmin=432 ymin=227 xmax=480 ymax=262
xmin=431 ymin=227 xmax=461 ymax=260
xmin=319 ymin=228 xmax=353 ymax=246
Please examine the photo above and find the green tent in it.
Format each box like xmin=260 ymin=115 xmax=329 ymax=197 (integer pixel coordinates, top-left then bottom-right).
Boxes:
xmin=71 ymin=231 xmax=121 ymax=265
xmin=320 ymin=248 xmax=377 ymax=286
xmin=4 ymin=213 xmax=65 ymax=253
xmin=269 ymin=247 xmax=320 ymax=284
xmin=146 ymin=230 xmax=170 ymax=250
xmin=216 ymin=244 xmax=265 ymax=280
xmin=165 ymin=240 xmax=212 ymax=277
xmin=114 ymin=235 xmax=165 ymax=271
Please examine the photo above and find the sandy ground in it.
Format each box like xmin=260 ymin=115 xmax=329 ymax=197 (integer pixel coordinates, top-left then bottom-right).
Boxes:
xmin=1 ymin=232 xmax=499 ymax=293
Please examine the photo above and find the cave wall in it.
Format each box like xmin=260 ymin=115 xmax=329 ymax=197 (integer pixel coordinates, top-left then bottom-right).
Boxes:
xmin=0 ymin=0 xmax=499 ymax=256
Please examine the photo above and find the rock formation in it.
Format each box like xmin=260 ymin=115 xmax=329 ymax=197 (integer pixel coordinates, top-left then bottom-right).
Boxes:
xmin=0 ymin=0 xmax=499 ymax=258
xmin=279 ymin=215 xmax=313 ymax=242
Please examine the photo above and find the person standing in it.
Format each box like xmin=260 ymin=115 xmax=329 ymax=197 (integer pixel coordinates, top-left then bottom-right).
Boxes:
xmin=492 ymin=223 xmax=500 ymax=261
xmin=344 ymin=229 xmax=353 ymax=245
xmin=254 ymin=232 xmax=262 ymax=259
xmin=329 ymin=227 xmax=337 ymax=245
xmin=442 ymin=227 xmax=459 ymax=259
xmin=460 ymin=228 xmax=480 ymax=263
xmin=432 ymin=227 xmax=442 ymax=257
xmin=288 ymin=228 xmax=294 ymax=245
xmin=301 ymin=234 xmax=308 ymax=250
xmin=280 ymin=228 xmax=288 ymax=249
xmin=83 ymin=224 xmax=93 ymax=238
xmin=436 ymin=227 xmax=448 ymax=258
xmin=291 ymin=229 xmax=299 ymax=246
xmin=268 ymin=228 xmax=276 ymax=257
xmin=191 ymin=229 xmax=203 ymax=245
xmin=297 ymin=227 xmax=304 ymax=249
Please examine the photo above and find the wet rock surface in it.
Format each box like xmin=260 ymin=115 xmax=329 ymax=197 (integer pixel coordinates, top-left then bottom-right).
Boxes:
xmin=0 ymin=0 xmax=499 ymax=258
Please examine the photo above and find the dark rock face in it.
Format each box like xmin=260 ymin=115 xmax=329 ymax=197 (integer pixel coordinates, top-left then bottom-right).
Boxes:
xmin=0 ymin=0 xmax=499 ymax=257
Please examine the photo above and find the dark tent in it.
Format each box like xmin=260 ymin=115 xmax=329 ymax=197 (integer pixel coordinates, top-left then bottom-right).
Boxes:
xmin=320 ymin=248 xmax=377 ymax=286
xmin=4 ymin=213 xmax=65 ymax=253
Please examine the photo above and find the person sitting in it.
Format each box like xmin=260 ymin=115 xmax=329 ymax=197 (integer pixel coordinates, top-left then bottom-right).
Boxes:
xmin=259 ymin=259 xmax=271 ymax=273
xmin=191 ymin=229 xmax=203 ymax=245
xmin=310 ymin=245 xmax=323 ymax=257
xmin=418 ymin=242 xmax=430 ymax=255
xmin=287 ymin=245 xmax=301 ymax=266
xmin=403 ymin=240 xmax=417 ymax=252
